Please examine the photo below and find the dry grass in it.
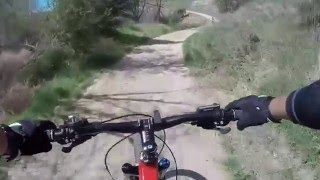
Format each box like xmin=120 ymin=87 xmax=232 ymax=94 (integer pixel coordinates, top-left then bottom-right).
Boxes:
xmin=0 ymin=49 xmax=32 ymax=94
xmin=1 ymin=84 xmax=33 ymax=116
xmin=184 ymin=1 xmax=320 ymax=177
xmin=0 ymin=49 xmax=33 ymax=120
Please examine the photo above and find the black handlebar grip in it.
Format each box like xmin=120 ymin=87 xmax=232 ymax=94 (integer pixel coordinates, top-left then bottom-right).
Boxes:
xmin=45 ymin=130 xmax=55 ymax=142
xmin=233 ymin=110 xmax=242 ymax=121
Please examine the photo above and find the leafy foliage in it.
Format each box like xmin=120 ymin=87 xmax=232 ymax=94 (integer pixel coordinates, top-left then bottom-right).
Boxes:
xmin=215 ymin=0 xmax=250 ymax=13
xmin=0 ymin=0 xmax=37 ymax=46
xmin=49 ymin=0 xmax=129 ymax=53
xmin=297 ymin=0 xmax=320 ymax=27
xmin=129 ymin=0 xmax=146 ymax=22
xmin=19 ymin=48 xmax=71 ymax=85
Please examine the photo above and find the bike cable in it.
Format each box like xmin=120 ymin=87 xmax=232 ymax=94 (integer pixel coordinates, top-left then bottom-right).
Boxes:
xmin=103 ymin=114 xmax=152 ymax=179
xmin=104 ymin=133 xmax=136 ymax=180
xmin=102 ymin=114 xmax=169 ymax=179
xmin=158 ymin=130 xmax=166 ymax=155
xmin=155 ymin=134 xmax=178 ymax=180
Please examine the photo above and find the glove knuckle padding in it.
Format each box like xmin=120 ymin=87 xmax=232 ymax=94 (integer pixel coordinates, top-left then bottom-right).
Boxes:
xmin=226 ymin=95 xmax=272 ymax=130
xmin=13 ymin=120 xmax=54 ymax=155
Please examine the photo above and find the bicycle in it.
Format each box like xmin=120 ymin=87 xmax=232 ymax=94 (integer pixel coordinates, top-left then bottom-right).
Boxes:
xmin=46 ymin=103 xmax=239 ymax=180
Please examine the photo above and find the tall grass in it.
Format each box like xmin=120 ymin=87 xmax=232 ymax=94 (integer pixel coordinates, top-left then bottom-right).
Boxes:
xmin=184 ymin=12 xmax=320 ymax=176
xmin=255 ymin=16 xmax=320 ymax=174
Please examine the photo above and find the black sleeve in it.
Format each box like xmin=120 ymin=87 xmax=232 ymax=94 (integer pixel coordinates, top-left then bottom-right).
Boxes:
xmin=286 ymin=80 xmax=320 ymax=129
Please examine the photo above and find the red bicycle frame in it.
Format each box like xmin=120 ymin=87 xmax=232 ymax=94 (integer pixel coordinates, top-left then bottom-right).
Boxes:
xmin=139 ymin=161 xmax=159 ymax=180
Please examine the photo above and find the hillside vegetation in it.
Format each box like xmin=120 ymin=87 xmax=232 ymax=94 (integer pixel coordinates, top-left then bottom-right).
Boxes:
xmin=1 ymin=0 xmax=187 ymax=122
xmin=184 ymin=0 xmax=320 ymax=178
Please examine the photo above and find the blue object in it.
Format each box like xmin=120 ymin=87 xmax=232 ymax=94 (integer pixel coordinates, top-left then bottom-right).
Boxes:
xmin=30 ymin=0 xmax=54 ymax=12
xmin=158 ymin=158 xmax=170 ymax=171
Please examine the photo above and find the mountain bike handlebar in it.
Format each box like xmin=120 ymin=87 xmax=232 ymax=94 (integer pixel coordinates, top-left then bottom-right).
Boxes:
xmin=46 ymin=104 xmax=240 ymax=152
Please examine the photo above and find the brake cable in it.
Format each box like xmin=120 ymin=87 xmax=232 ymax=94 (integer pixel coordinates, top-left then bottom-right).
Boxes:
xmin=104 ymin=133 xmax=136 ymax=180
xmin=102 ymin=113 xmax=170 ymax=179
xmin=102 ymin=113 xmax=152 ymax=179
xmin=155 ymin=134 xmax=178 ymax=180
xmin=158 ymin=130 xmax=166 ymax=155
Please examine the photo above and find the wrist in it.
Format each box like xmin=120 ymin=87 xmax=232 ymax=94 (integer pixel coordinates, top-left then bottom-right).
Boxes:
xmin=268 ymin=96 xmax=289 ymax=122
xmin=266 ymin=96 xmax=282 ymax=123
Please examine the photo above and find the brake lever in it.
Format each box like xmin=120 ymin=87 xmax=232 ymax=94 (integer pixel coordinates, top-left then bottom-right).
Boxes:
xmin=61 ymin=135 xmax=93 ymax=153
xmin=215 ymin=127 xmax=231 ymax=134
xmin=191 ymin=121 xmax=231 ymax=134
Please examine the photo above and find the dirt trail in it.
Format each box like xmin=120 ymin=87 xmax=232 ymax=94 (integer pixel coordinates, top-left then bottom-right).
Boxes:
xmin=8 ymin=28 xmax=235 ymax=180
xmin=7 ymin=5 xmax=315 ymax=179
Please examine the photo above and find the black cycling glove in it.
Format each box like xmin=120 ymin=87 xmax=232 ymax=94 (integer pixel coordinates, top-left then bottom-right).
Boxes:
xmin=1 ymin=120 xmax=56 ymax=161
xmin=225 ymin=95 xmax=280 ymax=130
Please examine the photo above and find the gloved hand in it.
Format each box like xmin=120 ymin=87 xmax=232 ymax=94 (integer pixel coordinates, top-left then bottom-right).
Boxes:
xmin=225 ymin=95 xmax=280 ymax=131
xmin=1 ymin=120 xmax=56 ymax=161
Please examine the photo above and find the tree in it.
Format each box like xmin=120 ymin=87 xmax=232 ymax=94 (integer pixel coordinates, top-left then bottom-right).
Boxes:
xmin=49 ymin=0 xmax=130 ymax=54
xmin=0 ymin=0 xmax=13 ymax=46
xmin=154 ymin=0 xmax=163 ymax=22
xmin=130 ymin=0 xmax=146 ymax=22
xmin=0 ymin=0 xmax=32 ymax=47
xmin=298 ymin=0 xmax=320 ymax=27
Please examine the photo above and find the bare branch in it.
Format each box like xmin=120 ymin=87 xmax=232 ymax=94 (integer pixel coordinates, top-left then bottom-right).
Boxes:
xmin=24 ymin=40 xmax=38 ymax=51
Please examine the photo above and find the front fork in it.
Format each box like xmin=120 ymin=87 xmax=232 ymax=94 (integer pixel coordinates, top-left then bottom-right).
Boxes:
xmin=122 ymin=158 xmax=170 ymax=180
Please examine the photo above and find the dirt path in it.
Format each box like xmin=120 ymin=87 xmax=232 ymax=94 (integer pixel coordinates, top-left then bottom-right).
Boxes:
xmin=8 ymin=29 xmax=235 ymax=180
xmin=7 ymin=5 xmax=315 ymax=179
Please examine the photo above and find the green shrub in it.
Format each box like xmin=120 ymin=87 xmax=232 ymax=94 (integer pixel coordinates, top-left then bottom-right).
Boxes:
xmin=183 ymin=24 xmax=257 ymax=72
xmin=49 ymin=0 xmax=129 ymax=54
xmin=160 ymin=9 xmax=185 ymax=25
xmin=17 ymin=74 xmax=90 ymax=120
xmin=297 ymin=1 xmax=320 ymax=27
xmin=19 ymin=48 xmax=71 ymax=85
xmin=215 ymin=0 xmax=251 ymax=13
xmin=78 ymin=38 xmax=125 ymax=69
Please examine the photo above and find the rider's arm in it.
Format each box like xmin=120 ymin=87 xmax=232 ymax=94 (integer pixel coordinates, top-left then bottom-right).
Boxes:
xmin=269 ymin=80 xmax=320 ymax=129
xmin=269 ymin=96 xmax=290 ymax=120
xmin=0 ymin=129 xmax=8 ymax=155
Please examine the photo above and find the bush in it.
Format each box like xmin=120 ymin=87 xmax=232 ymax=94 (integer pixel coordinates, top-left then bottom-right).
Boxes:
xmin=0 ymin=0 xmax=41 ymax=46
xmin=1 ymin=84 xmax=33 ymax=115
xmin=18 ymin=74 xmax=90 ymax=119
xmin=19 ymin=48 xmax=71 ymax=85
xmin=0 ymin=49 xmax=32 ymax=96
xmin=297 ymin=1 xmax=320 ymax=27
xmin=49 ymin=0 xmax=129 ymax=54
xmin=183 ymin=24 xmax=259 ymax=72
xmin=215 ymin=0 xmax=251 ymax=13
xmin=160 ymin=9 xmax=185 ymax=25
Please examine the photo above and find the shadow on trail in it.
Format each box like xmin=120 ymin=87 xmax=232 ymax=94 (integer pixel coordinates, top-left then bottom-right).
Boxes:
xmin=103 ymin=87 xmax=199 ymax=97
xmin=117 ymin=60 xmax=185 ymax=72
xmin=83 ymin=95 xmax=195 ymax=106
xmin=165 ymin=169 xmax=207 ymax=180
xmin=114 ymin=32 xmax=183 ymax=46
